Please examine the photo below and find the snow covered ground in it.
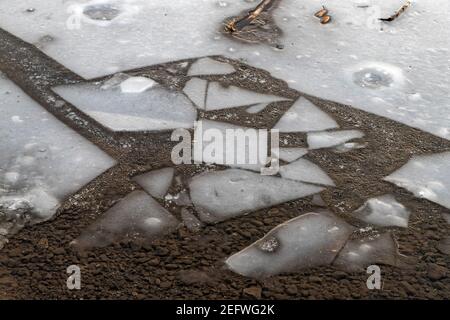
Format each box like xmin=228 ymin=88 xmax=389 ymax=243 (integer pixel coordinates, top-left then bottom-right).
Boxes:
xmin=0 ymin=0 xmax=448 ymax=139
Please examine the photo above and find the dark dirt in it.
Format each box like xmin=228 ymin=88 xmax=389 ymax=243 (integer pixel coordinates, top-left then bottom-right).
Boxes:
xmin=0 ymin=27 xmax=449 ymax=300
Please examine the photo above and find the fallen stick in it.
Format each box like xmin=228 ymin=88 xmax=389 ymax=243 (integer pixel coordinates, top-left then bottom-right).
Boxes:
xmin=379 ymin=1 xmax=411 ymax=22
xmin=225 ymin=0 xmax=277 ymax=33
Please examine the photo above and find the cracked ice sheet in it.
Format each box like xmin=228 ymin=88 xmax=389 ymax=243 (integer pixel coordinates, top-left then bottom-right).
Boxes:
xmin=352 ymin=195 xmax=411 ymax=228
xmin=0 ymin=75 xmax=116 ymax=221
xmin=226 ymin=211 xmax=354 ymax=278
xmin=53 ymin=77 xmax=197 ymax=131
xmin=189 ymin=169 xmax=323 ymax=223
xmin=73 ymin=190 xmax=179 ymax=249
xmin=0 ymin=1 xmax=449 ymax=140
xmin=384 ymin=152 xmax=450 ymax=210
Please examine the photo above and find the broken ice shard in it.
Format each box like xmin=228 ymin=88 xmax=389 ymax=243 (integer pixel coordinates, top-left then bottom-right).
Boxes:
xmin=132 ymin=168 xmax=174 ymax=199
xmin=189 ymin=169 xmax=323 ymax=223
xmin=273 ymin=97 xmax=338 ymax=132
xmin=279 ymin=158 xmax=335 ymax=186
xmin=351 ymin=195 xmax=411 ymax=228
xmin=225 ymin=211 xmax=354 ymax=278
xmin=333 ymin=233 xmax=405 ymax=272
xmin=384 ymin=152 xmax=450 ymax=210
xmin=72 ymin=191 xmax=179 ymax=249
xmin=53 ymin=78 xmax=197 ymax=131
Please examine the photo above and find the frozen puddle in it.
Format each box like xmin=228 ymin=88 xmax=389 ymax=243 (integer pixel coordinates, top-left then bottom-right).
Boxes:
xmin=226 ymin=212 xmax=354 ymax=278
xmin=273 ymin=97 xmax=338 ymax=132
xmin=307 ymin=130 xmax=365 ymax=150
xmin=188 ymin=57 xmax=235 ymax=76
xmin=0 ymin=75 xmax=115 ymax=243
xmin=1 ymin=1 xmax=448 ymax=139
xmin=280 ymin=158 xmax=335 ymax=187
xmin=53 ymin=76 xmax=197 ymax=131
xmin=384 ymin=152 xmax=450 ymax=210
xmin=351 ymin=195 xmax=411 ymax=228
xmin=132 ymin=168 xmax=174 ymax=199
xmin=333 ymin=233 xmax=404 ymax=272
xmin=72 ymin=190 xmax=179 ymax=249
xmin=189 ymin=169 xmax=323 ymax=223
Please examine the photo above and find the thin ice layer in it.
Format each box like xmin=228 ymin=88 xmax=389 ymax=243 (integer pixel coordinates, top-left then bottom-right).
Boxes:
xmin=53 ymin=79 xmax=197 ymax=131
xmin=226 ymin=212 xmax=354 ymax=278
xmin=72 ymin=190 xmax=179 ymax=249
xmin=333 ymin=233 xmax=403 ymax=272
xmin=273 ymin=97 xmax=338 ymax=132
xmin=189 ymin=169 xmax=323 ymax=223
xmin=1 ymin=1 xmax=448 ymax=139
xmin=384 ymin=152 xmax=450 ymax=210
xmin=132 ymin=168 xmax=174 ymax=199
xmin=0 ymin=75 xmax=116 ymax=223
xmin=307 ymin=130 xmax=365 ymax=149
xmin=352 ymin=195 xmax=411 ymax=228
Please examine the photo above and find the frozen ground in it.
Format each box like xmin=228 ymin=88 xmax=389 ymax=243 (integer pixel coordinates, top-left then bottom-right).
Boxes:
xmin=0 ymin=0 xmax=448 ymax=139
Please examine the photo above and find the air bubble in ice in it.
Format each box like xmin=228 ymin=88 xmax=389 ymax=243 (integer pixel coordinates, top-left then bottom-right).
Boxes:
xmin=83 ymin=4 xmax=121 ymax=21
xmin=353 ymin=68 xmax=393 ymax=89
